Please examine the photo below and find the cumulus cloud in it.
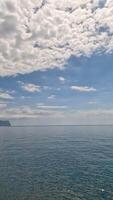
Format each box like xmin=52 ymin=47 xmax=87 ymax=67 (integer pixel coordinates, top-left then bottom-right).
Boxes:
xmin=0 ymin=0 xmax=113 ymax=76
xmin=0 ymin=90 xmax=14 ymax=99
xmin=71 ymin=85 xmax=97 ymax=92
xmin=18 ymin=81 xmax=41 ymax=93
xmin=59 ymin=76 xmax=65 ymax=82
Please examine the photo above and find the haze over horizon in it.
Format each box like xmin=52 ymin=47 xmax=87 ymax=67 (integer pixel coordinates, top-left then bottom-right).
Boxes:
xmin=0 ymin=0 xmax=113 ymax=125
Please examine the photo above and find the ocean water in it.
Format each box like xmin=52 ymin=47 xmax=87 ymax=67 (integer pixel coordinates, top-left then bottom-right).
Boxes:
xmin=0 ymin=126 xmax=113 ymax=200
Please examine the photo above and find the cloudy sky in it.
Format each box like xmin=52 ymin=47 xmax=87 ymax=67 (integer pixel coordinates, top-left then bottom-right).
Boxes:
xmin=0 ymin=0 xmax=113 ymax=125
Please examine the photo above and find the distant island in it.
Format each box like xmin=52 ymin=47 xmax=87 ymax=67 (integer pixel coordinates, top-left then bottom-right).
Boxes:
xmin=0 ymin=120 xmax=11 ymax=127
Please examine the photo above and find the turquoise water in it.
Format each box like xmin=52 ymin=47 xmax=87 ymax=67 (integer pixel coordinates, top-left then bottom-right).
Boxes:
xmin=0 ymin=126 xmax=113 ymax=200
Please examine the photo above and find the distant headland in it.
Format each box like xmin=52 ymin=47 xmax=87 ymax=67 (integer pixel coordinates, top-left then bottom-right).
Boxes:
xmin=0 ymin=120 xmax=11 ymax=127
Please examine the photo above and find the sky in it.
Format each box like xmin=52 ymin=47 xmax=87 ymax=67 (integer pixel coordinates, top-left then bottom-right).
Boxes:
xmin=0 ymin=0 xmax=113 ymax=125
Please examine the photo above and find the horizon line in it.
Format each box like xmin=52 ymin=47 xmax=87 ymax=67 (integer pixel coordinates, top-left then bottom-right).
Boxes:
xmin=9 ymin=124 xmax=113 ymax=127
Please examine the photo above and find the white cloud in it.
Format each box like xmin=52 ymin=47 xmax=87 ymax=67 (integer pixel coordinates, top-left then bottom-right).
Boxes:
xmin=48 ymin=95 xmax=56 ymax=99
xmin=0 ymin=90 xmax=14 ymax=99
xmin=1 ymin=104 xmax=113 ymax=126
xmin=88 ymin=101 xmax=97 ymax=104
xmin=43 ymin=86 xmax=52 ymax=90
xmin=36 ymin=105 xmax=67 ymax=109
xmin=59 ymin=76 xmax=65 ymax=82
xmin=71 ymin=85 xmax=97 ymax=92
xmin=56 ymin=88 xmax=61 ymax=91
xmin=63 ymin=108 xmax=113 ymax=125
xmin=0 ymin=105 xmax=65 ymax=119
xmin=0 ymin=0 xmax=113 ymax=76
xmin=20 ymin=96 xmax=32 ymax=99
xmin=0 ymin=103 xmax=7 ymax=109
xmin=18 ymin=81 xmax=41 ymax=93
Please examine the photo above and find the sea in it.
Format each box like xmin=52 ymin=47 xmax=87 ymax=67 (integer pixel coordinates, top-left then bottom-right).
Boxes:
xmin=0 ymin=125 xmax=113 ymax=200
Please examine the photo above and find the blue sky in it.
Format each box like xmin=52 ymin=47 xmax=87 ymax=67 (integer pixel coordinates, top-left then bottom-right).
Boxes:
xmin=0 ymin=0 xmax=113 ymax=125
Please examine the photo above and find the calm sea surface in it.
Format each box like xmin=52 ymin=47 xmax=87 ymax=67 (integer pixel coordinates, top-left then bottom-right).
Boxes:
xmin=0 ymin=126 xmax=113 ymax=200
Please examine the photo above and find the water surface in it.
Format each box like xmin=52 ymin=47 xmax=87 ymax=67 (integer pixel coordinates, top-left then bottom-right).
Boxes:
xmin=0 ymin=126 xmax=113 ymax=200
